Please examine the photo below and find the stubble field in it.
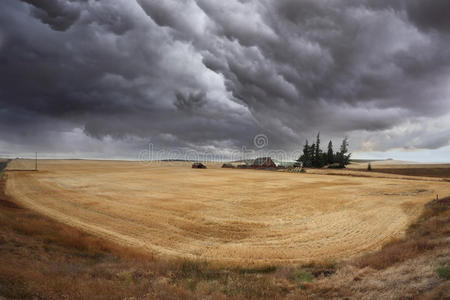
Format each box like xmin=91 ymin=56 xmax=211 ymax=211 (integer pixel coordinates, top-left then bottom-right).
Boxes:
xmin=5 ymin=159 xmax=450 ymax=265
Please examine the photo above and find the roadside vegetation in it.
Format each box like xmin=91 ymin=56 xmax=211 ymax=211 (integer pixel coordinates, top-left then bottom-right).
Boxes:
xmin=0 ymin=170 xmax=448 ymax=299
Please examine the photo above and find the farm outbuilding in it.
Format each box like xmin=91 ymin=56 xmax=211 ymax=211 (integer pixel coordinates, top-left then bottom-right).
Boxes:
xmin=192 ymin=162 xmax=207 ymax=169
xmin=243 ymin=159 xmax=255 ymax=166
xmin=273 ymin=160 xmax=300 ymax=168
xmin=251 ymin=157 xmax=277 ymax=168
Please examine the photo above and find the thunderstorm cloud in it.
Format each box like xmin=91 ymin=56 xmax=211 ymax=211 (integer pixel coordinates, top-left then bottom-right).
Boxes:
xmin=0 ymin=0 xmax=449 ymax=158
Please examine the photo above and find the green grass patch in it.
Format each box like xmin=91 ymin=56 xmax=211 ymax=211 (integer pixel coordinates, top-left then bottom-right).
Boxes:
xmin=436 ymin=266 xmax=450 ymax=280
xmin=294 ymin=269 xmax=314 ymax=282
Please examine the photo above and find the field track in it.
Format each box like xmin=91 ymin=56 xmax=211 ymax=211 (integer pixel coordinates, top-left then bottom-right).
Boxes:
xmin=5 ymin=160 xmax=450 ymax=265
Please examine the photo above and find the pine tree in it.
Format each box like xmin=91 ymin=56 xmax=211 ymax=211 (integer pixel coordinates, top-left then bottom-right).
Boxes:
xmin=298 ymin=140 xmax=312 ymax=167
xmin=314 ymin=132 xmax=320 ymax=167
xmin=309 ymin=143 xmax=316 ymax=167
xmin=327 ymin=140 xmax=334 ymax=164
xmin=311 ymin=132 xmax=325 ymax=167
xmin=321 ymin=152 xmax=328 ymax=167
xmin=299 ymin=134 xmax=348 ymax=168
xmin=338 ymin=137 xmax=351 ymax=168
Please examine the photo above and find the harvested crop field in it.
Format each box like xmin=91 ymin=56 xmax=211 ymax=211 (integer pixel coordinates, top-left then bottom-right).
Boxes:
xmin=348 ymin=161 xmax=450 ymax=178
xmin=5 ymin=160 xmax=450 ymax=265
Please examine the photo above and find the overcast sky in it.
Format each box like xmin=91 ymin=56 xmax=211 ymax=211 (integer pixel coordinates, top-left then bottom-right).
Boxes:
xmin=1 ymin=0 xmax=449 ymax=161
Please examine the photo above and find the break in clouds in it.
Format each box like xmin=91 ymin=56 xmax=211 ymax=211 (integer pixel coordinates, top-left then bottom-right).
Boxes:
xmin=0 ymin=0 xmax=449 ymax=158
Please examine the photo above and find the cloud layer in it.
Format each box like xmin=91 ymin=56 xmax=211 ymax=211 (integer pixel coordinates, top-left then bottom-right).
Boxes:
xmin=0 ymin=0 xmax=449 ymax=158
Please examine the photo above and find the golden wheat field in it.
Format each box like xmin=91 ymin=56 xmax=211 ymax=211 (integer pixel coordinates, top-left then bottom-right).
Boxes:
xmin=5 ymin=159 xmax=450 ymax=265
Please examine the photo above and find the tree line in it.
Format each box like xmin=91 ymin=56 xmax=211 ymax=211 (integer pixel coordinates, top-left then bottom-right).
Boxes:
xmin=297 ymin=133 xmax=351 ymax=168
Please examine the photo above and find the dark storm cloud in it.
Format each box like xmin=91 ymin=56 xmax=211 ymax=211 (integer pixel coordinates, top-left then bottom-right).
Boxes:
xmin=175 ymin=91 xmax=207 ymax=112
xmin=21 ymin=0 xmax=86 ymax=31
xmin=0 ymin=0 xmax=449 ymax=158
xmin=407 ymin=1 xmax=450 ymax=33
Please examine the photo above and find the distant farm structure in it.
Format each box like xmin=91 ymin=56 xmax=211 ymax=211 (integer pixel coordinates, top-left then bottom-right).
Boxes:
xmin=252 ymin=157 xmax=277 ymax=168
xmin=192 ymin=162 xmax=207 ymax=169
xmin=226 ymin=157 xmax=301 ymax=170
xmin=222 ymin=163 xmax=234 ymax=168
xmin=193 ymin=157 xmax=302 ymax=171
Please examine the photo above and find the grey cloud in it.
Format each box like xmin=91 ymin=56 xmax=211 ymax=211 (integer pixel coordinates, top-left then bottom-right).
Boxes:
xmin=22 ymin=0 xmax=86 ymax=31
xmin=405 ymin=0 xmax=450 ymax=33
xmin=0 ymin=0 xmax=449 ymax=158
xmin=364 ymin=0 xmax=450 ymax=33
xmin=174 ymin=91 xmax=207 ymax=112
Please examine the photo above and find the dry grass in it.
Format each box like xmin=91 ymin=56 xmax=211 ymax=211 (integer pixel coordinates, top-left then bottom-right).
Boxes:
xmin=0 ymin=172 xmax=295 ymax=299
xmin=355 ymin=197 xmax=449 ymax=270
xmin=0 ymin=173 xmax=160 ymax=299
xmin=1 ymin=164 xmax=450 ymax=299
xmin=6 ymin=160 xmax=450 ymax=265
xmin=309 ymin=196 xmax=450 ymax=299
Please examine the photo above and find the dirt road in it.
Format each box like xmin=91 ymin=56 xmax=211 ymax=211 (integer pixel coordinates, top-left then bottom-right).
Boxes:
xmin=5 ymin=160 xmax=450 ymax=265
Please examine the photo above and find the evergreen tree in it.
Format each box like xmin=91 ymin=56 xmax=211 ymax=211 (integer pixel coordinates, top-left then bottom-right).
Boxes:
xmin=337 ymin=137 xmax=351 ymax=168
xmin=309 ymin=132 xmax=326 ymax=167
xmin=321 ymin=152 xmax=328 ymax=167
xmin=299 ymin=134 xmax=349 ymax=168
xmin=309 ymin=143 xmax=316 ymax=167
xmin=298 ymin=140 xmax=312 ymax=167
xmin=327 ymin=140 xmax=334 ymax=164
xmin=314 ymin=132 xmax=321 ymax=167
